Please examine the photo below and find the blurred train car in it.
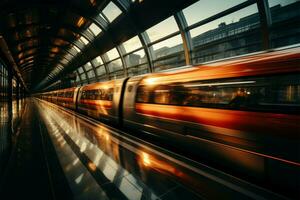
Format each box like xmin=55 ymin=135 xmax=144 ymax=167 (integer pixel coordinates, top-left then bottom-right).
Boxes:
xmin=38 ymin=46 xmax=300 ymax=197
xmin=55 ymin=87 xmax=77 ymax=110
xmin=76 ymin=78 xmax=128 ymax=124
xmin=122 ymin=47 xmax=300 ymax=194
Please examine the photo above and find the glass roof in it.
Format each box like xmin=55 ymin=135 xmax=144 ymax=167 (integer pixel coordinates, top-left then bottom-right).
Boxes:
xmin=102 ymin=2 xmax=122 ymax=23
xmin=146 ymin=16 xmax=179 ymax=42
xmin=106 ymin=48 xmax=120 ymax=60
xmin=88 ymin=23 xmax=102 ymax=36
xmin=183 ymin=0 xmax=247 ymax=26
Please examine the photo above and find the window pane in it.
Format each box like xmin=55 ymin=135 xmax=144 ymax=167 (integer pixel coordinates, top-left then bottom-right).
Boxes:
xmin=127 ymin=64 xmax=149 ymax=76
xmin=106 ymin=48 xmax=120 ymax=60
xmin=123 ymin=36 xmax=142 ymax=53
xmin=79 ymin=36 xmax=89 ymax=45
xmin=78 ymin=67 xmax=84 ymax=74
xmin=183 ymin=0 xmax=246 ymax=26
xmin=102 ymin=2 xmax=122 ymax=23
xmin=146 ymin=16 xmax=179 ymax=42
xmin=92 ymin=56 xmax=103 ymax=67
xmin=65 ymin=53 xmax=73 ymax=61
xmin=107 ymin=58 xmax=123 ymax=72
xmin=268 ymin=0 xmax=300 ymax=48
xmin=84 ymin=62 xmax=93 ymax=71
xmin=61 ymin=58 xmax=69 ymax=65
xmin=88 ymin=23 xmax=102 ymax=36
xmin=125 ymin=49 xmax=146 ymax=68
xmin=73 ymin=45 xmax=81 ymax=53
xmin=87 ymin=70 xmax=95 ymax=78
xmin=96 ymin=65 xmax=106 ymax=76
xmin=190 ymin=4 xmax=261 ymax=64
xmin=152 ymin=34 xmax=183 ymax=60
xmin=152 ymin=34 xmax=185 ymax=71
xmin=80 ymin=73 xmax=86 ymax=80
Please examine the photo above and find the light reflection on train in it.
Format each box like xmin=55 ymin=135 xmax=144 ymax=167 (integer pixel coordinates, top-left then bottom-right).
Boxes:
xmin=37 ymin=47 xmax=300 ymax=197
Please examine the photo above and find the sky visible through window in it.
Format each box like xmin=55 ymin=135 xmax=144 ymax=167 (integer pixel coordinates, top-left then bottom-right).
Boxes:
xmin=145 ymin=0 xmax=297 ymax=54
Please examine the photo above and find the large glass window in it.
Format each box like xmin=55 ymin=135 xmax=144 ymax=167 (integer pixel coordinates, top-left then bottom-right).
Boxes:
xmin=152 ymin=35 xmax=183 ymax=60
xmin=183 ymin=0 xmax=246 ymax=26
xmin=145 ymin=16 xmax=184 ymax=71
xmin=124 ymin=49 xmax=146 ymax=68
xmin=102 ymin=2 xmax=122 ymax=23
xmin=78 ymin=67 xmax=84 ymax=74
xmin=80 ymin=73 xmax=87 ymax=80
xmin=107 ymin=58 xmax=123 ymax=73
xmin=84 ymin=62 xmax=93 ymax=71
xmin=106 ymin=48 xmax=120 ymax=60
xmin=96 ymin=66 xmax=106 ymax=76
xmin=146 ymin=17 xmax=179 ymax=43
xmin=123 ymin=36 xmax=143 ymax=53
xmin=92 ymin=56 xmax=103 ymax=67
xmin=88 ymin=23 xmax=102 ymax=36
xmin=189 ymin=4 xmax=261 ymax=64
xmin=268 ymin=0 xmax=300 ymax=48
xmin=87 ymin=69 xmax=95 ymax=79
xmin=122 ymin=35 xmax=148 ymax=76
xmin=151 ymin=34 xmax=185 ymax=71
xmin=79 ymin=36 xmax=89 ymax=45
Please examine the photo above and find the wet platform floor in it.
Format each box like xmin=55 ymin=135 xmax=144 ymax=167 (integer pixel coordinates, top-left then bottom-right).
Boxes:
xmin=0 ymin=99 xmax=285 ymax=199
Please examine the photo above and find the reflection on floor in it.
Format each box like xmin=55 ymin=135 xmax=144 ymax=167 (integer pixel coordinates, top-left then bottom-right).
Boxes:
xmin=34 ymin=99 xmax=282 ymax=200
xmin=0 ymin=99 xmax=26 ymax=175
xmin=36 ymin=99 xmax=202 ymax=200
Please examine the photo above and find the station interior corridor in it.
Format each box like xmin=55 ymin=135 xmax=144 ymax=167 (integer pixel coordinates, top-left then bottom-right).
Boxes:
xmin=0 ymin=0 xmax=299 ymax=199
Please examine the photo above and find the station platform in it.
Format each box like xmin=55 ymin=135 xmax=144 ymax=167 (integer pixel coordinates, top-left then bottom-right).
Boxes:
xmin=0 ymin=99 xmax=286 ymax=200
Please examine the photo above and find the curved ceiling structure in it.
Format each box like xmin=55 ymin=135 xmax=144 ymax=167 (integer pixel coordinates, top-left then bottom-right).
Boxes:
xmin=0 ymin=0 xmax=299 ymax=92
xmin=0 ymin=0 xmax=195 ymax=91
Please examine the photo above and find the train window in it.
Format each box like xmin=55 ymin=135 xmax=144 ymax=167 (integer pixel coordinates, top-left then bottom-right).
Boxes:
xmin=136 ymin=74 xmax=300 ymax=113
xmin=81 ymin=88 xmax=113 ymax=101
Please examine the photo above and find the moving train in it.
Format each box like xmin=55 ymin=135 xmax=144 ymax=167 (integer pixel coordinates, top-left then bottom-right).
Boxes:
xmin=37 ymin=46 xmax=300 ymax=197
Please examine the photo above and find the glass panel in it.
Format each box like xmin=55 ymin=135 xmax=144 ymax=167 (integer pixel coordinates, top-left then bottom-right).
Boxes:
xmin=65 ymin=53 xmax=73 ymax=61
xmin=88 ymin=23 xmax=102 ymax=36
xmin=123 ymin=36 xmax=143 ymax=53
xmin=79 ymin=36 xmax=89 ymax=45
xmin=183 ymin=0 xmax=247 ymax=26
xmin=152 ymin=34 xmax=183 ymax=60
xmin=85 ymin=62 xmax=93 ymax=71
xmin=268 ymin=0 xmax=300 ymax=48
xmin=125 ymin=49 xmax=146 ymax=68
xmin=146 ymin=16 xmax=179 ymax=42
xmin=78 ymin=67 xmax=84 ymax=74
xmin=153 ymin=53 xmax=185 ymax=72
xmin=96 ymin=65 xmax=106 ymax=76
xmin=87 ymin=70 xmax=95 ymax=78
xmin=107 ymin=58 xmax=123 ymax=72
xmin=109 ymin=70 xmax=124 ymax=79
xmin=92 ymin=56 xmax=103 ymax=67
xmin=102 ymin=2 xmax=122 ymax=23
xmin=190 ymin=4 xmax=261 ymax=64
xmin=127 ymin=64 xmax=149 ymax=76
xmin=61 ymin=58 xmax=69 ymax=65
xmin=73 ymin=45 xmax=81 ymax=53
xmin=80 ymin=73 xmax=86 ymax=80
xmin=106 ymin=48 xmax=120 ymax=60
